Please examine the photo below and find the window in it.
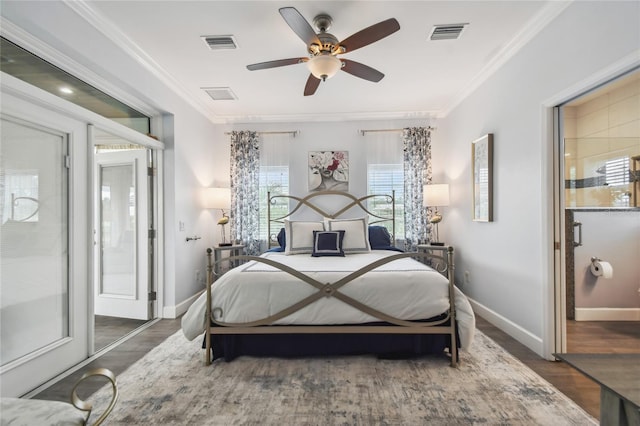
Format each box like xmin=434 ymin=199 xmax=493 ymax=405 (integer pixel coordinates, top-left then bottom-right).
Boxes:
xmin=364 ymin=131 xmax=404 ymax=240
xmin=0 ymin=37 xmax=150 ymax=135
xmin=259 ymin=165 xmax=289 ymax=241
xmin=259 ymin=135 xmax=291 ymax=242
xmin=604 ymin=156 xmax=631 ymax=207
xmin=604 ymin=156 xmax=630 ymax=186
xmin=367 ymin=164 xmax=404 ymax=239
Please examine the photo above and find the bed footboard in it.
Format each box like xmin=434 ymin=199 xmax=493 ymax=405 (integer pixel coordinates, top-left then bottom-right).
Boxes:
xmin=203 ymin=246 xmax=458 ymax=367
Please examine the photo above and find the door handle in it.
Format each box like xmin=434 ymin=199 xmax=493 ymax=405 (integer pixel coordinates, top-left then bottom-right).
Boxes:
xmin=573 ymin=221 xmax=582 ymax=247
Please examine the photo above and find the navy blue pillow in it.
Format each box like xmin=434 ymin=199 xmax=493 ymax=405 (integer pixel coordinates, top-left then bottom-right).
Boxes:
xmin=276 ymin=227 xmax=286 ymax=248
xmin=368 ymin=226 xmax=392 ymax=248
xmin=311 ymin=230 xmax=346 ymax=257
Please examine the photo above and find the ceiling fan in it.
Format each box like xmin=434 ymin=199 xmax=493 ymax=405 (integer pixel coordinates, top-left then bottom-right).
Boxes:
xmin=246 ymin=7 xmax=400 ymax=96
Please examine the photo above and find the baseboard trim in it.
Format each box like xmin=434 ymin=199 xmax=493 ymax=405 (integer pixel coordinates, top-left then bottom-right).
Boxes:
xmin=575 ymin=308 xmax=640 ymax=321
xmin=163 ymin=290 xmax=204 ymax=319
xmin=468 ymin=297 xmax=544 ymax=357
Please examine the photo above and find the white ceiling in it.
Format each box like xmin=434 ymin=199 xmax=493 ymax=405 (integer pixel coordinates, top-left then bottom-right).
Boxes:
xmin=78 ymin=1 xmax=564 ymax=124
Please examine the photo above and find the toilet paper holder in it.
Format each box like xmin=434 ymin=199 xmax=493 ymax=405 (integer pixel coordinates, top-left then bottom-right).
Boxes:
xmin=590 ymin=256 xmax=614 ymax=279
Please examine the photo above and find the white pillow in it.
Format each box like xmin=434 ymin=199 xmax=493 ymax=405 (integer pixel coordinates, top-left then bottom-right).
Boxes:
xmin=284 ymin=220 xmax=325 ymax=255
xmin=326 ymin=217 xmax=371 ymax=253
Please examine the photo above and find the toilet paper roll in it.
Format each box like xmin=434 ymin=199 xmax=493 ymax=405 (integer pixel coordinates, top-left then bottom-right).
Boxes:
xmin=590 ymin=260 xmax=613 ymax=279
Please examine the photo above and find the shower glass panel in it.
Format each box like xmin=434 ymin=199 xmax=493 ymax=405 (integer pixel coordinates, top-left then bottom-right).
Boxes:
xmin=564 ymin=137 xmax=640 ymax=208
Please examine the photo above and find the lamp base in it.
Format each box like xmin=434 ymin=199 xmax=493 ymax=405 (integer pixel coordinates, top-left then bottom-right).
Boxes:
xmin=218 ymin=243 xmax=233 ymax=247
xmin=430 ymin=242 xmax=445 ymax=246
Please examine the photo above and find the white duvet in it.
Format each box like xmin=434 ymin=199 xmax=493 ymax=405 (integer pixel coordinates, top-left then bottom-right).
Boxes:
xmin=182 ymin=250 xmax=475 ymax=350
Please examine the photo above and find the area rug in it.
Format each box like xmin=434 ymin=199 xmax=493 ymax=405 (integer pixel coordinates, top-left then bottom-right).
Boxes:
xmin=88 ymin=330 xmax=596 ymax=425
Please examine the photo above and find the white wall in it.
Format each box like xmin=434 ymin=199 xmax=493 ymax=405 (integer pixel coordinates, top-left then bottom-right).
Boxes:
xmin=435 ymin=1 xmax=640 ymax=354
xmin=217 ymin=118 xmax=430 ymax=194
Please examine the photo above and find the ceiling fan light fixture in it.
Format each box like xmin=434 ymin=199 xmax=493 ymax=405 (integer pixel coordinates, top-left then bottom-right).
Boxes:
xmin=307 ymin=54 xmax=342 ymax=81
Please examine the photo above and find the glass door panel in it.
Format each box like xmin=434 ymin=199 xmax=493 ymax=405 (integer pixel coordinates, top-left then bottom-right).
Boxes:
xmin=0 ymin=117 xmax=68 ymax=365
xmin=100 ymin=164 xmax=136 ymax=297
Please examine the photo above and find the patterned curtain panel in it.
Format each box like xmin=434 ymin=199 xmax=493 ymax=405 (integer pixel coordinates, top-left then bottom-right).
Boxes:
xmin=403 ymin=127 xmax=432 ymax=251
xmin=230 ymin=131 xmax=261 ymax=255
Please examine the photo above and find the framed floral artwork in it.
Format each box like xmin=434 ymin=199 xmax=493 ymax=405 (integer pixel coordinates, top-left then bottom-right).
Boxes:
xmin=472 ymin=133 xmax=493 ymax=222
xmin=308 ymin=151 xmax=349 ymax=192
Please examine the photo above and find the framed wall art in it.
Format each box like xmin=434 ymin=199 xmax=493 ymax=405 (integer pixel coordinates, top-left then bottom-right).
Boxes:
xmin=472 ymin=133 xmax=493 ymax=222
xmin=308 ymin=151 xmax=349 ymax=192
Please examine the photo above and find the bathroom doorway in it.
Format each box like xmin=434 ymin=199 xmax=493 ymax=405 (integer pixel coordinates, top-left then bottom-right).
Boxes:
xmin=558 ymin=69 xmax=640 ymax=353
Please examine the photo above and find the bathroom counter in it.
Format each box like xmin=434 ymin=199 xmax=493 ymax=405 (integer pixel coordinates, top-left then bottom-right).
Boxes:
xmin=555 ymin=353 xmax=640 ymax=425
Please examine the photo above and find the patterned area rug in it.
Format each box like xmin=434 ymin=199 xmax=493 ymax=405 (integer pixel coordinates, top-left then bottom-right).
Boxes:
xmin=89 ymin=330 xmax=596 ymax=425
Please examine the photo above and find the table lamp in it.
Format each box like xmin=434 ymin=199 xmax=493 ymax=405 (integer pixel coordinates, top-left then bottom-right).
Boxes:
xmin=204 ymin=187 xmax=232 ymax=246
xmin=423 ymin=184 xmax=450 ymax=246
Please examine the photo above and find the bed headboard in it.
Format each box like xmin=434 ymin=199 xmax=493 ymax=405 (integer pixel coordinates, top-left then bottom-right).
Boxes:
xmin=267 ymin=190 xmax=396 ymax=249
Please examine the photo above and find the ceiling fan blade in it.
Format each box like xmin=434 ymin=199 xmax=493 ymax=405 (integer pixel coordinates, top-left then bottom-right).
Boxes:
xmin=247 ymin=58 xmax=306 ymax=71
xmin=341 ymin=59 xmax=384 ymax=82
xmin=279 ymin=7 xmax=321 ymax=47
xmin=304 ymin=74 xmax=321 ymax=96
xmin=338 ymin=18 xmax=400 ymax=53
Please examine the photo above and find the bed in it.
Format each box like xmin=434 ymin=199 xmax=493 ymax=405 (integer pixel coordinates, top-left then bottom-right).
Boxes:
xmin=182 ymin=191 xmax=475 ymax=367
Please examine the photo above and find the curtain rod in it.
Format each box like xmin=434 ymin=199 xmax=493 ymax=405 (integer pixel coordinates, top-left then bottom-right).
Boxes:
xmin=359 ymin=126 xmax=436 ymax=136
xmin=225 ymin=130 xmax=298 ymax=137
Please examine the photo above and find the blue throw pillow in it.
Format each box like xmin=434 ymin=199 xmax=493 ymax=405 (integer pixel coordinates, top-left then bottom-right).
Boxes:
xmin=311 ymin=230 xmax=346 ymax=257
xmin=368 ymin=226 xmax=392 ymax=248
xmin=277 ymin=227 xmax=286 ymax=248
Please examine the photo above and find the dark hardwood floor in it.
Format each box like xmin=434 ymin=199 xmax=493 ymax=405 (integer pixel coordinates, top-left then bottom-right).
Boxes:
xmin=33 ymin=317 xmax=181 ymax=402
xmin=94 ymin=315 xmax=149 ymax=352
xmin=476 ymin=317 xmax=639 ymax=420
xmin=33 ymin=315 xmax=639 ymax=421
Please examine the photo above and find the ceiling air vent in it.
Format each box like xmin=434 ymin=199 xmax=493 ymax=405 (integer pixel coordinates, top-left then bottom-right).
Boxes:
xmin=203 ymin=87 xmax=237 ymax=101
xmin=430 ymin=23 xmax=468 ymax=41
xmin=201 ymin=35 xmax=238 ymax=50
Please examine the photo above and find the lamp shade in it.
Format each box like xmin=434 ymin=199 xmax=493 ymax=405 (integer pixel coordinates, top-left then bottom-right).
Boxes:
xmin=307 ymin=55 xmax=342 ymax=81
xmin=203 ymin=187 xmax=230 ymax=209
xmin=423 ymin=184 xmax=450 ymax=207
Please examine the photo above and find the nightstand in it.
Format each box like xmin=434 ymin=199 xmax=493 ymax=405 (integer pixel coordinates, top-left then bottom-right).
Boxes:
xmin=416 ymin=244 xmax=453 ymax=277
xmin=213 ymin=244 xmax=245 ymax=279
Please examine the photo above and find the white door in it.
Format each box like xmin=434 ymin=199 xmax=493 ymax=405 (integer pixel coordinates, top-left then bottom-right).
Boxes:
xmin=94 ymin=147 xmax=151 ymax=320
xmin=0 ymin=104 xmax=89 ymax=397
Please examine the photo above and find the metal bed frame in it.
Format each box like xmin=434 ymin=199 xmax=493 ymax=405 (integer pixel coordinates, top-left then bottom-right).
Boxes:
xmin=203 ymin=191 xmax=458 ymax=367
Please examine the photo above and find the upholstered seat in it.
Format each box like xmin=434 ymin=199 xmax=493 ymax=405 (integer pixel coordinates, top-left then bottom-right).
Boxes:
xmin=1 ymin=397 xmax=89 ymax=425
xmin=0 ymin=368 xmax=118 ymax=426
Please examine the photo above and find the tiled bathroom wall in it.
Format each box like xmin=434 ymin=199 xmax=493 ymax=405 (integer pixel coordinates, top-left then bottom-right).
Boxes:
xmin=564 ymin=72 xmax=640 ymax=207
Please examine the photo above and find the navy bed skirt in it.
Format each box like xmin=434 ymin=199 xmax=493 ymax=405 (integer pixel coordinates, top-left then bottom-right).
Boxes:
xmin=203 ymin=315 xmax=460 ymax=362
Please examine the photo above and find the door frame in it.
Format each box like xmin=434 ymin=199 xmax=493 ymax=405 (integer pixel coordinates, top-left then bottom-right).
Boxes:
xmin=93 ymin=147 xmax=151 ymax=320
xmin=87 ymin=125 xmax=163 ymax=354
xmin=542 ymin=56 xmax=640 ymax=360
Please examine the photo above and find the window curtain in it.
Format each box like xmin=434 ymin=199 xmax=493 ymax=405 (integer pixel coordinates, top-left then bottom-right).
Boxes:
xmin=403 ymin=127 xmax=432 ymax=251
xmin=229 ymin=131 xmax=260 ymax=255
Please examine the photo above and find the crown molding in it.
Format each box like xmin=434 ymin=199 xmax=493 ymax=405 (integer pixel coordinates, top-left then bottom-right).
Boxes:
xmin=210 ymin=109 xmax=438 ymax=125
xmin=63 ymin=0 xmax=220 ymax=124
xmin=441 ymin=1 xmax=574 ymax=117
